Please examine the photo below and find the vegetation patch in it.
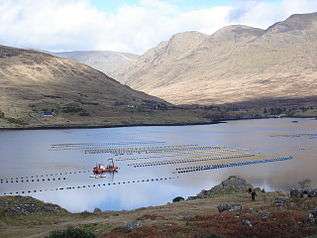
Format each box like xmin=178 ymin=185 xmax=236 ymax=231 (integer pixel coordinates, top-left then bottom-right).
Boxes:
xmin=47 ymin=227 xmax=95 ymax=238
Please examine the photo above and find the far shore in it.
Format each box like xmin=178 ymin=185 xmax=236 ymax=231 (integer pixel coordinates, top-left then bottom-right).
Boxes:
xmin=0 ymin=116 xmax=316 ymax=131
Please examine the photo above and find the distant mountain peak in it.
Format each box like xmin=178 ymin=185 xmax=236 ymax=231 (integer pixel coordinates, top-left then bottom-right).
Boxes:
xmin=266 ymin=12 xmax=317 ymax=33
xmin=165 ymin=31 xmax=208 ymax=57
xmin=54 ymin=50 xmax=138 ymax=78
xmin=211 ymin=25 xmax=264 ymax=41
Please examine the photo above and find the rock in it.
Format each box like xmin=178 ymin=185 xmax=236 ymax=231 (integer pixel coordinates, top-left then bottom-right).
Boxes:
xmin=274 ymin=197 xmax=289 ymax=207
xmin=187 ymin=196 xmax=198 ymax=201
xmin=172 ymin=196 xmax=185 ymax=203
xmin=290 ymin=188 xmax=317 ymax=198
xmin=196 ymin=176 xmax=253 ymax=198
xmin=258 ymin=210 xmax=271 ymax=220
xmin=290 ymin=189 xmax=303 ymax=198
xmin=0 ymin=196 xmax=67 ymax=216
xmin=308 ymin=189 xmax=317 ymax=197
xmin=308 ymin=208 xmax=317 ymax=224
xmin=217 ymin=203 xmax=242 ymax=213
xmin=93 ymin=208 xmax=102 ymax=214
xmin=242 ymin=219 xmax=253 ymax=227
xmin=309 ymin=208 xmax=317 ymax=218
xmin=126 ymin=220 xmax=142 ymax=230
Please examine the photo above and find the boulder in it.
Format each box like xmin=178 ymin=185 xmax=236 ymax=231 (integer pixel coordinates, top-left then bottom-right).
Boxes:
xmin=257 ymin=210 xmax=271 ymax=220
xmin=290 ymin=188 xmax=317 ymax=198
xmin=308 ymin=208 xmax=317 ymax=224
xmin=308 ymin=189 xmax=317 ymax=197
xmin=274 ymin=197 xmax=289 ymax=207
xmin=217 ymin=203 xmax=242 ymax=213
xmin=290 ymin=189 xmax=303 ymax=198
xmin=93 ymin=208 xmax=102 ymax=214
xmin=241 ymin=219 xmax=253 ymax=227
xmin=126 ymin=220 xmax=142 ymax=230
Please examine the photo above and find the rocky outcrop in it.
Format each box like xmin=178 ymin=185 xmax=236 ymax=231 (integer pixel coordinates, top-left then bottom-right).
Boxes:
xmin=290 ymin=189 xmax=317 ymax=198
xmin=195 ymin=176 xmax=253 ymax=199
xmin=0 ymin=196 xmax=67 ymax=216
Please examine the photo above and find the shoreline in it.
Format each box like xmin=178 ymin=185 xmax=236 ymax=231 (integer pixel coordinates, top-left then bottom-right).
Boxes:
xmin=1 ymin=116 xmax=316 ymax=131
xmin=0 ymin=120 xmax=224 ymax=131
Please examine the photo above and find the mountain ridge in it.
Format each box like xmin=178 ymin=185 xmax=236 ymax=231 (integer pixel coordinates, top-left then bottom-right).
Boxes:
xmin=117 ymin=12 xmax=317 ymax=105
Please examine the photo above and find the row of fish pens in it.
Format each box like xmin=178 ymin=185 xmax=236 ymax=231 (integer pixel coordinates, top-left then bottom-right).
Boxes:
xmin=84 ymin=145 xmax=236 ymax=155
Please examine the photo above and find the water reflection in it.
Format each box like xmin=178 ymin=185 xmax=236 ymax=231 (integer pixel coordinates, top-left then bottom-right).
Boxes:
xmin=0 ymin=118 xmax=316 ymax=212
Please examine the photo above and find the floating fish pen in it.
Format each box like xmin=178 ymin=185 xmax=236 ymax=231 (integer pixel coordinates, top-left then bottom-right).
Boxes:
xmin=84 ymin=145 xmax=238 ymax=156
xmin=176 ymin=156 xmax=293 ymax=174
xmin=50 ymin=141 xmax=165 ymax=151
xmin=129 ymin=154 xmax=259 ymax=168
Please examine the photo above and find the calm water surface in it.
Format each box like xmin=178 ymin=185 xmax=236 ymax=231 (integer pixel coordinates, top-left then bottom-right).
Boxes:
xmin=0 ymin=118 xmax=316 ymax=212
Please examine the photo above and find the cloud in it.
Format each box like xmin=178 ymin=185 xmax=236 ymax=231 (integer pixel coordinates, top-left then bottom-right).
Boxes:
xmin=0 ymin=0 xmax=317 ymax=54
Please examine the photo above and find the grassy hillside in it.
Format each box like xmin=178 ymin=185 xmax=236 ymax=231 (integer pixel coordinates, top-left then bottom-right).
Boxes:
xmin=0 ymin=45 xmax=210 ymax=128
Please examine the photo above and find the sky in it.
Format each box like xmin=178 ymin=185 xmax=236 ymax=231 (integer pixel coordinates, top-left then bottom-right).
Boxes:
xmin=0 ymin=0 xmax=317 ymax=54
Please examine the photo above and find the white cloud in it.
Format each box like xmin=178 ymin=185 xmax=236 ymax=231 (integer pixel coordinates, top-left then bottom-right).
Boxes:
xmin=0 ymin=0 xmax=317 ymax=54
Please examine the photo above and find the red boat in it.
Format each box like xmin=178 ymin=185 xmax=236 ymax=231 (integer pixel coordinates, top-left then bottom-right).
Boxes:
xmin=93 ymin=159 xmax=118 ymax=175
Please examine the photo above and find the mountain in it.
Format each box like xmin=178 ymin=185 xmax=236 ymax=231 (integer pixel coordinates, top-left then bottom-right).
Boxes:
xmin=53 ymin=50 xmax=138 ymax=78
xmin=0 ymin=45 xmax=207 ymax=128
xmin=118 ymin=13 xmax=317 ymax=105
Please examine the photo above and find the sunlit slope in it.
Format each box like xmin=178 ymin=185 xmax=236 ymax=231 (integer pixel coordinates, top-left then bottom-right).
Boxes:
xmin=119 ymin=13 xmax=317 ymax=104
xmin=0 ymin=45 xmax=205 ymax=128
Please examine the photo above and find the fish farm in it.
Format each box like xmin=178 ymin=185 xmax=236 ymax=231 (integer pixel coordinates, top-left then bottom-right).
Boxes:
xmin=0 ymin=143 xmax=293 ymax=197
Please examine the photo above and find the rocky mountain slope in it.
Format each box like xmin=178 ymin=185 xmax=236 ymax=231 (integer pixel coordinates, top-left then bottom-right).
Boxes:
xmin=0 ymin=45 xmax=206 ymax=128
xmin=53 ymin=50 xmax=138 ymax=79
xmin=119 ymin=13 xmax=317 ymax=105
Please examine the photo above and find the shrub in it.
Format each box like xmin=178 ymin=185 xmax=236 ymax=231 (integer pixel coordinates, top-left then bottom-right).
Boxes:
xmin=62 ymin=105 xmax=83 ymax=113
xmin=47 ymin=227 xmax=95 ymax=238
xmin=172 ymin=196 xmax=185 ymax=203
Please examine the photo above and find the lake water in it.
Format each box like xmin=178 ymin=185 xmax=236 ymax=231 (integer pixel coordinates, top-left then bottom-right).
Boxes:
xmin=0 ymin=118 xmax=316 ymax=212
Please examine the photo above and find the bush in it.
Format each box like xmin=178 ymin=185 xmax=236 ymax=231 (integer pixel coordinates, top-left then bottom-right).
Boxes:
xmin=62 ymin=105 xmax=83 ymax=113
xmin=47 ymin=227 xmax=95 ymax=238
xmin=0 ymin=111 xmax=4 ymax=118
xmin=5 ymin=117 xmax=25 ymax=125
xmin=172 ymin=196 xmax=185 ymax=203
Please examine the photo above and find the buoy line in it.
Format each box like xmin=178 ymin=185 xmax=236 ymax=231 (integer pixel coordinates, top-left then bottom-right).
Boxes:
xmin=0 ymin=176 xmax=179 ymax=196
